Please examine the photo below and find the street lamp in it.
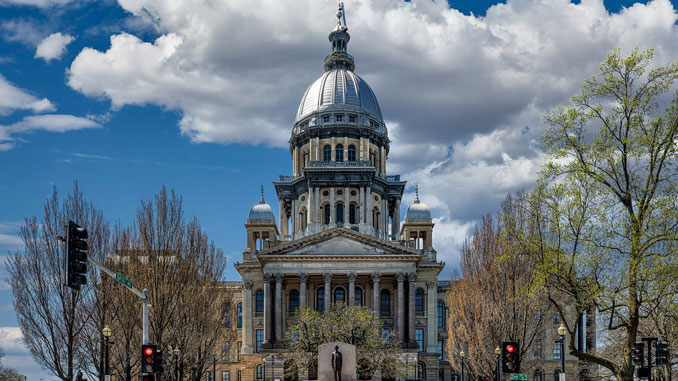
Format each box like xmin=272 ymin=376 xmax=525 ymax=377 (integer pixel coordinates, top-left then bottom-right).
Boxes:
xmin=102 ymin=325 xmax=112 ymax=381
xmin=460 ymin=351 xmax=465 ymax=381
xmin=495 ymin=346 xmax=501 ymax=381
xmin=173 ymin=347 xmax=180 ymax=381
xmin=558 ymin=323 xmax=567 ymax=380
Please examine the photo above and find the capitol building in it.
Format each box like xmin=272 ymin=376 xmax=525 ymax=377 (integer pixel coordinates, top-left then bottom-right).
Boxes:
xmin=218 ymin=5 xmax=451 ymax=380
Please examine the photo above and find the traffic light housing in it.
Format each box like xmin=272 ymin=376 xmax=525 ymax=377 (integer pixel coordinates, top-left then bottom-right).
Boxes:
xmin=502 ymin=341 xmax=521 ymax=373
xmin=153 ymin=349 xmax=164 ymax=374
xmin=656 ymin=341 xmax=669 ymax=365
xmin=632 ymin=342 xmax=644 ymax=366
xmin=142 ymin=344 xmax=156 ymax=374
xmin=141 ymin=375 xmax=155 ymax=381
xmin=66 ymin=221 xmax=88 ymax=290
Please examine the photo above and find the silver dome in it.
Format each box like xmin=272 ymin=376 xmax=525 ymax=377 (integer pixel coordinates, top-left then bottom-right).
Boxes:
xmin=295 ymin=69 xmax=383 ymax=123
xmin=248 ymin=188 xmax=276 ymax=223
xmin=405 ymin=201 xmax=431 ymax=220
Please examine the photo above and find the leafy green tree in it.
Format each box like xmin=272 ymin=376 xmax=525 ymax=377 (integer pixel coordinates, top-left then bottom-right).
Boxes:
xmin=285 ymin=305 xmax=405 ymax=379
xmin=533 ymin=47 xmax=678 ymax=380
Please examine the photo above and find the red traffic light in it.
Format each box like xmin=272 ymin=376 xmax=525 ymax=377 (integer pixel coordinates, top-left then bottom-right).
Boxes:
xmin=506 ymin=344 xmax=516 ymax=353
xmin=144 ymin=347 xmax=154 ymax=356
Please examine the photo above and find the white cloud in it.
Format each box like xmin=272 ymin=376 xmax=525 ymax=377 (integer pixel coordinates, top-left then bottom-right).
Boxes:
xmin=35 ymin=32 xmax=75 ymax=62
xmin=0 ymin=74 xmax=55 ymax=115
xmin=0 ymin=114 xmax=102 ymax=150
xmin=0 ymin=19 xmax=43 ymax=46
xmin=0 ymin=327 xmax=26 ymax=354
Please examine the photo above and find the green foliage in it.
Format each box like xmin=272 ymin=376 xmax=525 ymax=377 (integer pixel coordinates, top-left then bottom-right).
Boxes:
xmin=533 ymin=47 xmax=678 ymax=380
xmin=284 ymin=305 xmax=404 ymax=379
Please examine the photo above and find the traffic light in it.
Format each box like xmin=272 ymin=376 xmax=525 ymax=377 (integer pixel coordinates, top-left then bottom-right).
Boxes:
xmin=656 ymin=341 xmax=669 ymax=365
xmin=153 ymin=349 xmax=164 ymax=373
xmin=632 ymin=342 xmax=644 ymax=366
xmin=141 ymin=375 xmax=155 ymax=381
xmin=502 ymin=341 xmax=521 ymax=373
xmin=141 ymin=344 xmax=156 ymax=374
xmin=66 ymin=221 xmax=88 ymax=290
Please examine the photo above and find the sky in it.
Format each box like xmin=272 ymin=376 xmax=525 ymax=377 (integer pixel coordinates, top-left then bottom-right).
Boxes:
xmin=1 ymin=0 xmax=678 ymax=378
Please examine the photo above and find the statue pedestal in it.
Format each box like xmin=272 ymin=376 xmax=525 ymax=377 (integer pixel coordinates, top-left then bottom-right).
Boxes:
xmin=318 ymin=342 xmax=356 ymax=381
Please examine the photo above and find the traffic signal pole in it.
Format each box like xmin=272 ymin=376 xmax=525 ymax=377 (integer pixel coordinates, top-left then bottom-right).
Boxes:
xmin=87 ymin=256 xmax=150 ymax=344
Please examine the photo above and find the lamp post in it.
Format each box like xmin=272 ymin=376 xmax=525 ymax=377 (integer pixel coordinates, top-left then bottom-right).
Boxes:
xmin=460 ymin=351 xmax=465 ymax=381
xmin=495 ymin=346 xmax=501 ymax=381
xmin=173 ymin=348 xmax=180 ymax=381
xmin=102 ymin=325 xmax=112 ymax=381
xmin=558 ymin=323 xmax=567 ymax=381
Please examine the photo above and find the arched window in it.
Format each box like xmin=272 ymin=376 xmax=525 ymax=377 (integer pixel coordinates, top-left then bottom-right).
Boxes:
xmin=317 ymin=287 xmax=325 ymax=311
xmin=336 ymin=203 xmax=344 ymax=223
xmin=533 ymin=370 xmax=544 ymax=381
xmin=372 ymin=208 xmax=380 ymax=229
xmin=348 ymin=145 xmax=356 ymax=161
xmin=256 ymin=290 xmax=264 ymax=313
xmin=415 ymin=288 xmax=424 ymax=312
xmin=355 ymin=287 xmax=363 ymax=306
xmin=380 ymin=289 xmax=390 ymax=314
xmin=335 ymin=287 xmax=345 ymax=304
xmin=336 ymin=144 xmax=344 ymax=162
xmin=289 ymin=290 xmax=299 ymax=314
xmin=323 ymin=145 xmax=332 ymax=162
xmin=554 ymin=369 xmax=560 ymax=381
xmin=417 ymin=363 xmax=426 ymax=379
xmin=256 ymin=364 xmax=262 ymax=379
xmin=324 ymin=204 xmax=331 ymax=224
xmin=437 ymin=301 xmax=445 ymax=328
xmin=349 ymin=204 xmax=356 ymax=224
xmin=237 ymin=302 xmax=242 ymax=328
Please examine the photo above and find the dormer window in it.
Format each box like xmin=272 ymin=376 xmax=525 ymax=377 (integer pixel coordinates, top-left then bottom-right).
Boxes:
xmin=370 ymin=120 xmax=380 ymax=129
xmin=335 ymin=114 xmax=343 ymax=122
xmin=349 ymin=115 xmax=356 ymax=123
xmin=323 ymin=115 xmax=330 ymax=123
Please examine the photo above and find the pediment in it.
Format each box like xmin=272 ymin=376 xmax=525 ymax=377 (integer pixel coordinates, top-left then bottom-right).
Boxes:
xmin=261 ymin=227 xmax=419 ymax=257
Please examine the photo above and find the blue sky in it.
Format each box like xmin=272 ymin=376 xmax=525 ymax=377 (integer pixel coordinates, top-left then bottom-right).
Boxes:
xmin=1 ymin=0 xmax=678 ymax=378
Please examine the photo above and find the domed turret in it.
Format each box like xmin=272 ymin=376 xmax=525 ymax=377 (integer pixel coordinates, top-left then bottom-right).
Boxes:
xmin=248 ymin=186 xmax=275 ymax=224
xmin=405 ymin=186 xmax=431 ymax=221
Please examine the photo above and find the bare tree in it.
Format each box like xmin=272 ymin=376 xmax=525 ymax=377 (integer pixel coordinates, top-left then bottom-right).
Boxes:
xmin=447 ymin=194 xmax=549 ymax=380
xmin=6 ymin=183 xmax=110 ymax=381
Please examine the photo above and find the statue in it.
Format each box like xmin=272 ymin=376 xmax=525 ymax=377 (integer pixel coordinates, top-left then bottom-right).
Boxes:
xmin=331 ymin=345 xmax=343 ymax=381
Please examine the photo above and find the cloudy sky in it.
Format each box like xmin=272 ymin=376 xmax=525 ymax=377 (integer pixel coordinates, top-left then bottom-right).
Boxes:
xmin=1 ymin=0 xmax=678 ymax=378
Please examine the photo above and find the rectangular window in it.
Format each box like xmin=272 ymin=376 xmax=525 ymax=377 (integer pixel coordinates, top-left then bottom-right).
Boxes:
xmin=438 ymin=339 xmax=444 ymax=360
xmin=323 ymin=115 xmax=330 ymax=123
xmin=553 ymin=340 xmax=562 ymax=360
xmin=349 ymin=115 xmax=356 ymax=123
xmin=335 ymin=114 xmax=343 ymax=122
xmin=222 ymin=371 xmax=230 ymax=381
xmin=534 ymin=339 xmax=542 ymax=359
xmin=381 ymin=328 xmax=391 ymax=341
xmin=237 ymin=371 xmax=241 ymax=381
xmin=256 ymin=329 xmax=264 ymax=353
xmin=237 ymin=341 xmax=241 ymax=361
xmin=206 ymin=371 xmax=213 ymax=381
xmin=416 ymin=328 xmax=424 ymax=351
xmin=221 ymin=342 xmax=230 ymax=361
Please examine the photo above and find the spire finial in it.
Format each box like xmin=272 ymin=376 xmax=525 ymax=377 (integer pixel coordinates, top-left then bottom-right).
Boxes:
xmin=414 ymin=183 xmax=420 ymax=204
xmin=260 ymin=184 xmax=265 ymax=204
xmin=337 ymin=2 xmax=347 ymax=28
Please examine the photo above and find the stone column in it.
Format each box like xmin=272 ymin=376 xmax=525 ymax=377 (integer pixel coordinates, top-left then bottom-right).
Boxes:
xmin=291 ymin=198 xmax=296 ymax=237
xmin=315 ymin=187 xmax=321 ymax=223
xmin=330 ymin=187 xmax=335 ymax=223
xmin=344 ymin=186 xmax=349 ymax=223
xmin=242 ymin=281 xmax=254 ymax=354
xmin=323 ymin=273 xmax=332 ymax=313
xmin=371 ymin=272 xmax=381 ymax=313
xmin=348 ymin=273 xmax=356 ymax=306
xmin=359 ymin=186 xmax=365 ymax=224
xmin=263 ymin=274 xmax=272 ymax=345
xmin=279 ymin=200 xmax=287 ymax=238
xmin=366 ymin=186 xmax=372 ymax=227
xmin=426 ymin=280 xmax=437 ymax=353
xmin=396 ymin=273 xmax=406 ymax=344
xmin=394 ymin=199 xmax=401 ymax=239
xmin=307 ymin=187 xmax=313 ymax=225
xmin=274 ymin=273 xmax=284 ymax=345
xmin=299 ymin=273 xmax=308 ymax=310
xmin=408 ymin=272 xmax=417 ymax=348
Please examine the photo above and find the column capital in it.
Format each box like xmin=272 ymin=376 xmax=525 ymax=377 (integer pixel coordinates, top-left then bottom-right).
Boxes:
xmin=408 ymin=272 xmax=417 ymax=282
xmin=299 ymin=273 xmax=309 ymax=283
xmin=263 ymin=273 xmax=273 ymax=282
xmin=275 ymin=273 xmax=284 ymax=282
xmin=347 ymin=273 xmax=357 ymax=282
xmin=323 ymin=272 xmax=333 ymax=283
xmin=243 ymin=281 xmax=253 ymax=290
xmin=426 ymin=280 xmax=435 ymax=289
xmin=371 ymin=272 xmax=382 ymax=282
xmin=396 ymin=272 xmax=406 ymax=282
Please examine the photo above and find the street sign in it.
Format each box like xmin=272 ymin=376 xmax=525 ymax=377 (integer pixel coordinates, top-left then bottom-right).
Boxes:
xmin=510 ymin=374 xmax=527 ymax=380
xmin=116 ymin=273 xmax=133 ymax=289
